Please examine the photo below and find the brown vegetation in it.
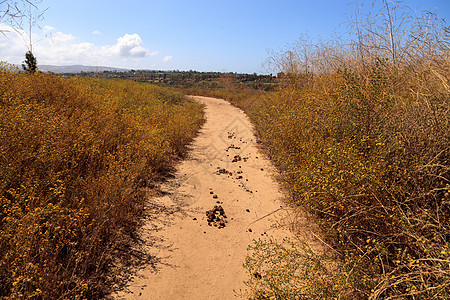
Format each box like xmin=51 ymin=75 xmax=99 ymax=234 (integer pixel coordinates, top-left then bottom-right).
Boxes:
xmin=0 ymin=66 xmax=204 ymax=299
xmin=182 ymin=2 xmax=449 ymax=298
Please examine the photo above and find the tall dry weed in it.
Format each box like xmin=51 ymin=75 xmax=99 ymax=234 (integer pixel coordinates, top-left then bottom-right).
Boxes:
xmin=215 ymin=3 xmax=450 ymax=299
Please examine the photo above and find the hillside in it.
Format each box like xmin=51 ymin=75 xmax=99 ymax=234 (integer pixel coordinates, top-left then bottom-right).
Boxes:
xmin=38 ymin=64 xmax=129 ymax=73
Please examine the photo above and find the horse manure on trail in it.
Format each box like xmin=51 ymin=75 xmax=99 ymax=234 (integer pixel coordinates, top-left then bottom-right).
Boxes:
xmin=216 ymin=168 xmax=232 ymax=176
xmin=206 ymin=205 xmax=228 ymax=229
xmin=231 ymin=155 xmax=241 ymax=163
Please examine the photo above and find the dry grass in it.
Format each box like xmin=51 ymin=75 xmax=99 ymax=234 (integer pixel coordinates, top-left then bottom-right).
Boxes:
xmin=0 ymin=65 xmax=204 ymax=299
xmin=183 ymin=4 xmax=450 ymax=298
xmin=245 ymin=56 xmax=449 ymax=298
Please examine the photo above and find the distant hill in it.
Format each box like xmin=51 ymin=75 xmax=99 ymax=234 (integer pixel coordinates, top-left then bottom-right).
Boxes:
xmin=38 ymin=65 xmax=129 ymax=73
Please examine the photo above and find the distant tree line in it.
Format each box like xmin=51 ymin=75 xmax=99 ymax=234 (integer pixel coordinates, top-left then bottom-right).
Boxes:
xmin=60 ymin=69 xmax=279 ymax=91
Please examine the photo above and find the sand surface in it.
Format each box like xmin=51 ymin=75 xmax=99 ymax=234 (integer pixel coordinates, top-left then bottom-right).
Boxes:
xmin=116 ymin=96 xmax=294 ymax=299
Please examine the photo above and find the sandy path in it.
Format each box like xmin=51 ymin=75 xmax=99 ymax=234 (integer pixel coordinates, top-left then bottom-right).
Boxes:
xmin=116 ymin=96 xmax=292 ymax=299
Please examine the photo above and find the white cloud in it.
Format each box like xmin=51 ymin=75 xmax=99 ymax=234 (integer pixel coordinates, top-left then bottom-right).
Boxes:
xmin=163 ymin=55 xmax=173 ymax=62
xmin=113 ymin=33 xmax=154 ymax=58
xmin=0 ymin=26 xmax=159 ymax=68
xmin=51 ymin=32 xmax=75 ymax=43
xmin=0 ymin=25 xmax=29 ymax=62
xmin=92 ymin=30 xmax=101 ymax=35
xmin=44 ymin=25 xmax=55 ymax=32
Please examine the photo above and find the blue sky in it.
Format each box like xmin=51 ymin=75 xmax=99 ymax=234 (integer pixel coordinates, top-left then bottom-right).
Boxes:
xmin=1 ymin=0 xmax=449 ymax=73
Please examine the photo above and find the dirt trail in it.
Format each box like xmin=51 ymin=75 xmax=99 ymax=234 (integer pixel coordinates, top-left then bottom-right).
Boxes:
xmin=117 ymin=96 xmax=294 ymax=299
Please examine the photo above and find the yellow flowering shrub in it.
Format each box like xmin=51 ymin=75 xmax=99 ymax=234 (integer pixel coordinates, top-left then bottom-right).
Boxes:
xmin=240 ymin=57 xmax=450 ymax=298
xmin=190 ymin=49 xmax=450 ymax=298
xmin=0 ymin=65 xmax=204 ymax=299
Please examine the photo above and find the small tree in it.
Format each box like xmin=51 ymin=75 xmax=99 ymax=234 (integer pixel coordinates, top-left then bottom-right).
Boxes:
xmin=22 ymin=50 xmax=37 ymax=73
xmin=2 ymin=0 xmax=46 ymax=73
